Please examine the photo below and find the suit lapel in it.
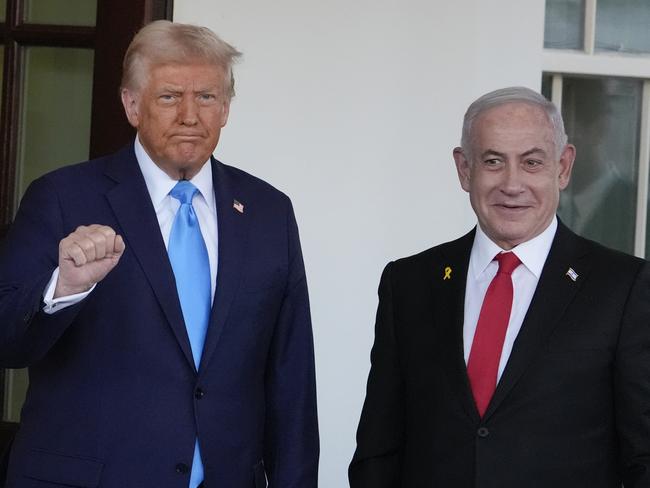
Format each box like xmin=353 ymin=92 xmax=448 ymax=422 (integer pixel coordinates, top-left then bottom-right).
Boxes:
xmin=198 ymin=159 xmax=250 ymax=373
xmin=436 ymin=230 xmax=481 ymax=423
xmin=104 ymin=146 xmax=196 ymax=371
xmin=483 ymin=222 xmax=591 ymax=420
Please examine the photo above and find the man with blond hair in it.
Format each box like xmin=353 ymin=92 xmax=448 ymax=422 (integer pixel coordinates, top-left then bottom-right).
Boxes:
xmin=0 ymin=21 xmax=318 ymax=487
xmin=350 ymin=86 xmax=650 ymax=487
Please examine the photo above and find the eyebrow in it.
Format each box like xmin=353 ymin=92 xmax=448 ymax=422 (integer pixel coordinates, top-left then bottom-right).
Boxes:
xmin=521 ymin=147 xmax=548 ymax=157
xmin=158 ymin=85 xmax=184 ymax=93
xmin=481 ymin=149 xmax=507 ymax=159
xmin=480 ymin=147 xmax=548 ymax=159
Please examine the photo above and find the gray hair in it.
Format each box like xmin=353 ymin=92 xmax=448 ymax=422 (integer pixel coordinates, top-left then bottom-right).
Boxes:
xmin=460 ymin=86 xmax=568 ymax=159
xmin=121 ymin=20 xmax=242 ymax=99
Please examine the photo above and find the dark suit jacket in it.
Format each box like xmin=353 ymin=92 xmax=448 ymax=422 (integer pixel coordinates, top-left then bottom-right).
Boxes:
xmin=349 ymin=222 xmax=650 ymax=488
xmin=0 ymin=144 xmax=319 ymax=487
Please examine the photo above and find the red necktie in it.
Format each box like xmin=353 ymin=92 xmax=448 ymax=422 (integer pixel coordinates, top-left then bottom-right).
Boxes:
xmin=467 ymin=251 xmax=521 ymax=417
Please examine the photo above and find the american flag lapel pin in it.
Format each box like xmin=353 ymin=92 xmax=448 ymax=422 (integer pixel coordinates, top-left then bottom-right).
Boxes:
xmin=233 ymin=199 xmax=244 ymax=214
xmin=566 ymin=267 xmax=578 ymax=282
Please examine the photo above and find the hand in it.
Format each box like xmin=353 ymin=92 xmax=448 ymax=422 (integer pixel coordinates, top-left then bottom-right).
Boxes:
xmin=54 ymin=225 xmax=126 ymax=298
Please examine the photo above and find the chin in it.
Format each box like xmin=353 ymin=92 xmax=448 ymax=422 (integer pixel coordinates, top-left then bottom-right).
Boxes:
xmin=494 ymin=226 xmax=528 ymax=246
xmin=174 ymin=143 xmax=210 ymax=162
xmin=174 ymin=153 xmax=209 ymax=169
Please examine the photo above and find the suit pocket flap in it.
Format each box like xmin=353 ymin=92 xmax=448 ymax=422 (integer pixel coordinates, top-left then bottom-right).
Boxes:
xmin=24 ymin=449 xmax=103 ymax=487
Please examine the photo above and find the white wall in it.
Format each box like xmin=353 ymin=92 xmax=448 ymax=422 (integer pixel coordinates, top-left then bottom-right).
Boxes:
xmin=174 ymin=1 xmax=545 ymax=485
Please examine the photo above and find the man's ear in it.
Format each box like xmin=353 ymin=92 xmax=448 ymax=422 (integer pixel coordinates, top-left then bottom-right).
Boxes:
xmin=121 ymin=88 xmax=140 ymax=128
xmin=558 ymin=143 xmax=576 ymax=190
xmin=453 ymin=147 xmax=472 ymax=193
xmin=219 ymin=99 xmax=231 ymax=128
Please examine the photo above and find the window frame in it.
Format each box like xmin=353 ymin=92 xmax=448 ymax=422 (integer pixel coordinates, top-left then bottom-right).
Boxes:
xmin=0 ymin=0 xmax=174 ymax=234
xmin=0 ymin=0 xmax=174 ymax=457
xmin=543 ymin=0 xmax=650 ymax=257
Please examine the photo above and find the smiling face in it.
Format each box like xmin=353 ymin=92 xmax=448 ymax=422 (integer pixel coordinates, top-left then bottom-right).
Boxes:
xmin=121 ymin=62 xmax=230 ymax=179
xmin=453 ymin=102 xmax=575 ymax=250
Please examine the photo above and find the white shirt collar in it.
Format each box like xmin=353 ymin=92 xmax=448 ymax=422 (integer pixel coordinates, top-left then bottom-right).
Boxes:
xmin=134 ymin=135 xmax=216 ymax=211
xmin=470 ymin=216 xmax=558 ymax=279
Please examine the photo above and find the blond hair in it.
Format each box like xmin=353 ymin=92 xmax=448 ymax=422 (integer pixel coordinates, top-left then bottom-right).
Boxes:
xmin=121 ymin=20 xmax=242 ymax=99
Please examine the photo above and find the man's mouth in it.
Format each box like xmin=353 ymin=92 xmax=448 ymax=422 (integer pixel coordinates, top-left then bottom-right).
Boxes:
xmin=494 ymin=203 xmax=530 ymax=211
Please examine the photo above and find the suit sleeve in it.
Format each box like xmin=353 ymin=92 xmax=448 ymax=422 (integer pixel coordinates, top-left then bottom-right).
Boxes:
xmin=0 ymin=176 xmax=84 ymax=367
xmin=615 ymin=261 xmax=650 ymax=487
xmin=349 ymin=262 xmax=404 ymax=487
xmin=263 ymin=199 xmax=319 ymax=488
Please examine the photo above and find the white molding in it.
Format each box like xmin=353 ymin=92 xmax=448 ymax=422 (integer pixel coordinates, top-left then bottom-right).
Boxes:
xmin=543 ymin=50 xmax=650 ymax=78
xmin=584 ymin=0 xmax=597 ymax=54
xmin=634 ymin=81 xmax=650 ymax=257
xmin=551 ymin=74 xmax=563 ymax=109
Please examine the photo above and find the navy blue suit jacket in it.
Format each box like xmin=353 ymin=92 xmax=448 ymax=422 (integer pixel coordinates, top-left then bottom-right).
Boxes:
xmin=0 ymin=144 xmax=319 ymax=487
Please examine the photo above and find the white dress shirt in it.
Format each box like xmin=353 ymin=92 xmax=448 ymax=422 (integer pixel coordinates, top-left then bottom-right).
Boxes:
xmin=463 ymin=217 xmax=557 ymax=381
xmin=43 ymin=136 xmax=218 ymax=312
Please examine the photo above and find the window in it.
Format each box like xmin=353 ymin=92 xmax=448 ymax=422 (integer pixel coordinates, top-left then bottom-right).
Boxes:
xmin=544 ymin=0 xmax=585 ymax=50
xmin=543 ymin=0 xmax=650 ymax=257
xmin=0 ymin=0 xmax=173 ymax=454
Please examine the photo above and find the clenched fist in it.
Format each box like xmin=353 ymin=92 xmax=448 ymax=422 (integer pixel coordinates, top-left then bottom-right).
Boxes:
xmin=54 ymin=225 xmax=126 ymax=298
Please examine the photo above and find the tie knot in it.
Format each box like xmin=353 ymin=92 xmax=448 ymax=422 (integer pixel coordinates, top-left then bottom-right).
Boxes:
xmin=495 ymin=252 xmax=521 ymax=275
xmin=170 ymin=180 xmax=199 ymax=205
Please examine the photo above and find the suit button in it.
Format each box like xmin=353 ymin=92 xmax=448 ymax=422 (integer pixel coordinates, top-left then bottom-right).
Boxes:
xmin=477 ymin=427 xmax=489 ymax=438
xmin=175 ymin=463 xmax=189 ymax=474
xmin=195 ymin=388 xmax=205 ymax=399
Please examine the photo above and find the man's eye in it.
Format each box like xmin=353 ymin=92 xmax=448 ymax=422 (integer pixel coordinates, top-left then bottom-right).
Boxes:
xmin=159 ymin=94 xmax=176 ymax=102
xmin=484 ymin=159 xmax=501 ymax=166
xmin=525 ymin=159 xmax=542 ymax=167
xmin=197 ymin=93 xmax=218 ymax=104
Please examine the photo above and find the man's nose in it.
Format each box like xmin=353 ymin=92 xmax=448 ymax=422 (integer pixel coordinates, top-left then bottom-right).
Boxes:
xmin=178 ymin=96 xmax=198 ymax=125
xmin=501 ymin=164 xmax=525 ymax=194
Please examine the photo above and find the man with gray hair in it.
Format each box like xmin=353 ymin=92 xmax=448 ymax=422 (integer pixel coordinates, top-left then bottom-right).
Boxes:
xmin=350 ymin=86 xmax=650 ymax=487
xmin=0 ymin=21 xmax=318 ymax=487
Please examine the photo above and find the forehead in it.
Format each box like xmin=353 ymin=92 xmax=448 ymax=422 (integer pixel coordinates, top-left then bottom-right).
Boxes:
xmin=145 ymin=62 xmax=225 ymax=88
xmin=471 ymin=102 xmax=555 ymax=152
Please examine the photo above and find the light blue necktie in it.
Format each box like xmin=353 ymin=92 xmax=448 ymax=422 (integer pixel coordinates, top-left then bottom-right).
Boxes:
xmin=168 ymin=180 xmax=211 ymax=488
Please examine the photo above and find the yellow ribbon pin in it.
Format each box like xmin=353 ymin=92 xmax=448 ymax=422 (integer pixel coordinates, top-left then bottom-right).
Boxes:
xmin=443 ymin=266 xmax=452 ymax=280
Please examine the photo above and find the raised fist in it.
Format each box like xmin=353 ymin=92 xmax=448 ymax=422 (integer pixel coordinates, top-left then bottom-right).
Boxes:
xmin=54 ymin=225 xmax=126 ymax=298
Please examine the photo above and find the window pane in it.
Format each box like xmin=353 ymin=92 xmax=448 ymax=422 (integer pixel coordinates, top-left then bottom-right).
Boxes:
xmin=17 ymin=47 xmax=94 ymax=198
xmin=541 ymin=74 xmax=553 ymax=100
xmin=3 ymin=369 xmax=28 ymax=422
xmin=558 ymin=77 xmax=642 ymax=254
xmin=596 ymin=0 xmax=650 ymax=54
xmin=544 ymin=0 xmax=585 ymax=49
xmin=24 ymin=0 xmax=97 ymax=26
xmin=8 ymin=47 xmax=94 ymax=420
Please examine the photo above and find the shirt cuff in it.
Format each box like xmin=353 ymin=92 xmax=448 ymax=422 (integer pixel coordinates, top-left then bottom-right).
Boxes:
xmin=42 ymin=267 xmax=96 ymax=314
